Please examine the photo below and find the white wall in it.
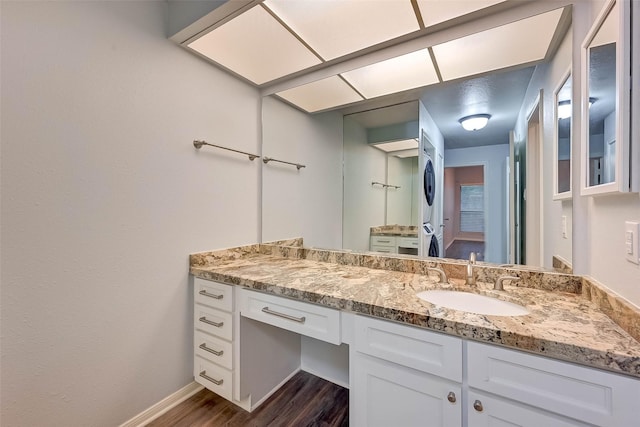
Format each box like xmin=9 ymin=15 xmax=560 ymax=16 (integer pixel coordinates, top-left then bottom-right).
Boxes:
xmin=0 ymin=2 xmax=261 ymax=426
xmin=261 ymin=96 xmax=343 ymax=248
xmin=582 ymin=0 xmax=640 ymax=306
xmin=387 ymin=156 xmax=418 ymax=226
xmin=445 ymin=144 xmax=510 ymax=263
xmin=513 ymin=25 xmax=573 ymax=270
xmin=343 ymin=117 xmax=387 ymax=251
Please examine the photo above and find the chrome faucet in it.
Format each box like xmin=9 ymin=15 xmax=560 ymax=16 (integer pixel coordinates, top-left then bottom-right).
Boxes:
xmin=466 ymin=252 xmax=477 ymax=286
xmin=495 ymin=275 xmax=520 ymax=291
xmin=427 ymin=267 xmax=448 ymax=284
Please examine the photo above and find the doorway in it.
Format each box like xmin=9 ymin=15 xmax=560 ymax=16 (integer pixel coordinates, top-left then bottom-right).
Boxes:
xmin=524 ymin=95 xmax=543 ymax=266
xmin=443 ymin=165 xmax=485 ymax=261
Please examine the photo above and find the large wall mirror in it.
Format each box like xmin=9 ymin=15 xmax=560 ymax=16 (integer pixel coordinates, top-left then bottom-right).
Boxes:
xmin=581 ymin=0 xmax=633 ymax=195
xmin=261 ymin=4 xmax=574 ymax=271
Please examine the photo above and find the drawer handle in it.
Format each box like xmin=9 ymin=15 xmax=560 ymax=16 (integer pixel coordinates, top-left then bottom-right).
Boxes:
xmin=447 ymin=392 xmax=456 ymax=403
xmin=199 ymin=343 xmax=224 ymax=357
xmin=473 ymin=400 xmax=483 ymax=412
xmin=199 ymin=316 xmax=224 ymax=328
xmin=261 ymin=307 xmax=306 ymax=323
xmin=199 ymin=289 xmax=223 ymax=300
xmin=199 ymin=371 xmax=223 ymax=386
xmin=377 ymin=239 xmax=391 ymax=243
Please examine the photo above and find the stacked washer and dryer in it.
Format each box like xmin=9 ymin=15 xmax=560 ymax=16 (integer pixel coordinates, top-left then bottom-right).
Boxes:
xmin=422 ymin=149 xmax=440 ymax=257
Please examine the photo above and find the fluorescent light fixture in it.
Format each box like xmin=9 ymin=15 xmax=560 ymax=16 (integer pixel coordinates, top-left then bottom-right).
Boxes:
xmin=459 ymin=114 xmax=491 ymax=131
xmin=558 ymin=100 xmax=571 ymax=119
xmin=394 ymin=149 xmax=420 ymax=158
xmin=276 ymin=75 xmax=364 ymax=113
xmin=264 ymin=0 xmax=419 ymax=61
xmin=417 ymin=0 xmax=506 ymax=27
xmin=341 ymin=48 xmax=439 ymax=99
xmin=371 ymin=138 xmax=419 ymax=153
xmin=187 ymin=6 xmax=321 ymax=85
xmin=432 ymin=8 xmax=564 ymax=81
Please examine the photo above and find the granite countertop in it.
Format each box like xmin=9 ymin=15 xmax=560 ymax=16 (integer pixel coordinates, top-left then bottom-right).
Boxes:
xmin=370 ymin=225 xmax=418 ymax=237
xmin=190 ymin=244 xmax=640 ymax=378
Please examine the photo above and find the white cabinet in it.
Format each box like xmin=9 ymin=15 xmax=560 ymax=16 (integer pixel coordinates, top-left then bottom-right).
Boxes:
xmin=370 ymin=235 xmax=397 ymax=254
xmin=353 ymin=353 xmax=461 ymax=427
xmin=193 ymin=278 xmax=236 ymax=402
xmin=351 ymin=315 xmax=462 ymax=427
xmin=467 ymin=341 xmax=640 ymax=427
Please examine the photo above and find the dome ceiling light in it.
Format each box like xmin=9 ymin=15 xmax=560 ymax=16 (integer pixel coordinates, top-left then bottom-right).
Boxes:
xmin=459 ymin=114 xmax=491 ymax=131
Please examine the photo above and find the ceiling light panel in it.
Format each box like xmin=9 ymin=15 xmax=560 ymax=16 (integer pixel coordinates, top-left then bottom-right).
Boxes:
xmin=263 ymin=0 xmax=420 ymax=61
xmin=372 ymin=139 xmax=419 ymax=153
xmin=187 ymin=6 xmax=321 ymax=85
xmin=276 ymin=75 xmax=364 ymax=113
xmin=341 ymin=48 xmax=439 ymax=99
xmin=432 ymin=8 xmax=564 ymax=81
xmin=417 ymin=0 xmax=506 ymax=27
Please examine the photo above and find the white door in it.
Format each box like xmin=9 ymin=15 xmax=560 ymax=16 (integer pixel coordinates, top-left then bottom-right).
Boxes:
xmin=352 ymin=353 xmax=461 ymax=427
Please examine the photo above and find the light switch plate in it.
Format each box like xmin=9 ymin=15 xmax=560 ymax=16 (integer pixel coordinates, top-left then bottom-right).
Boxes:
xmin=625 ymin=221 xmax=640 ymax=264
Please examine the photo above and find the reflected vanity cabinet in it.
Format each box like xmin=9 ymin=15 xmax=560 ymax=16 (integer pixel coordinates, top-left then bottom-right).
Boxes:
xmin=581 ymin=0 xmax=640 ymax=195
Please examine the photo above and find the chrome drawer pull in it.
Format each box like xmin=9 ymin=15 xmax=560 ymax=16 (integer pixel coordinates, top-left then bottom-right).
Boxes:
xmin=199 ymin=371 xmax=223 ymax=385
xmin=199 ymin=316 xmax=224 ymax=328
xmin=199 ymin=290 xmax=223 ymax=300
xmin=261 ymin=307 xmax=306 ymax=323
xmin=199 ymin=343 xmax=224 ymax=357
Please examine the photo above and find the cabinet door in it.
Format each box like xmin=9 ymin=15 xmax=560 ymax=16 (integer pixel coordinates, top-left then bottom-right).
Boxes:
xmin=468 ymin=390 xmax=590 ymax=427
xmin=353 ymin=353 xmax=461 ymax=427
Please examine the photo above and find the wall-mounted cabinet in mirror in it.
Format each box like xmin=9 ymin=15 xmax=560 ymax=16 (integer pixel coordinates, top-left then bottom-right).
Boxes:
xmin=553 ymin=68 xmax=571 ymax=200
xmin=581 ymin=0 xmax=632 ymax=195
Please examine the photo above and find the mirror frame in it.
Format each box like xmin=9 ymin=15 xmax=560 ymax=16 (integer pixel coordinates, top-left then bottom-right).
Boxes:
xmin=553 ymin=66 xmax=572 ymax=200
xmin=580 ymin=0 xmax=631 ymax=196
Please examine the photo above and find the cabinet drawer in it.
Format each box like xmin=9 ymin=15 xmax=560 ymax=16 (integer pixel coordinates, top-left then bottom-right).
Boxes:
xmin=370 ymin=235 xmax=396 ymax=247
xmin=194 ymin=305 xmax=233 ymax=341
xmin=397 ymin=237 xmax=419 ymax=248
xmin=194 ymin=330 xmax=232 ymax=370
xmin=354 ymin=315 xmax=462 ymax=382
xmin=238 ymin=288 xmax=341 ymax=345
xmin=194 ymin=356 xmax=232 ymax=401
xmin=194 ymin=278 xmax=233 ymax=312
xmin=467 ymin=341 xmax=640 ymax=426
xmin=370 ymin=245 xmax=397 ymax=254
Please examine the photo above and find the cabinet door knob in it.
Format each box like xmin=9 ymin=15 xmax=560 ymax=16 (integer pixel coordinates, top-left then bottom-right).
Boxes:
xmin=473 ymin=400 xmax=484 ymax=412
xmin=447 ymin=392 xmax=456 ymax=403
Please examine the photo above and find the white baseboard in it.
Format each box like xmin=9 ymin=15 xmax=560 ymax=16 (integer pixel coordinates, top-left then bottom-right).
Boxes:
xmin=119 ymin=381 xmax=204 ymax=427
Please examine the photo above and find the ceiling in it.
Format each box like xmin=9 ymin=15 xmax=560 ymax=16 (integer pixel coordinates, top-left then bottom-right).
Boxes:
xmin=420 ymin=66 xmax=535 ymax=149
xmin=184 ymin=1 xmax=569 ymax=113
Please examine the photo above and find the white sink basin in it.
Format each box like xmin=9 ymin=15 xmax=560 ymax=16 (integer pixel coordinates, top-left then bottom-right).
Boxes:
xmin=416 ymin=290 xmax=529 ymax=316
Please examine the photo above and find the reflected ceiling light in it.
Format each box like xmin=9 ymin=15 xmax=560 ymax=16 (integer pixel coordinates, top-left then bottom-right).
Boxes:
xmin=459 ymin=114 xmax=491 ymax=131
xmin=371 ymin=138 xmax=419 ymax=153
xmin=558 ymin=100 xmax=572 ymax=119
xmin=394 ymin=149 xmax=420 ymax=158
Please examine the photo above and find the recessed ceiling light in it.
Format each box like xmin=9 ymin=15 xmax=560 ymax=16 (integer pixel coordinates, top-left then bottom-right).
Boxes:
xmin=417 ymin=0 xmax=506 ymax=27
xmin=371 ymin=138 xmax=419 ymax=152
xmin=263 ymin=0 xmax=420 ymax=61
xmin=459 ymin=114 xmax=491 ymax=131
xmin=341 ymin=48 xmax=439 ymax=99
xmin=187 ymin=5 xmax=321 ymax=85
xmin=276 ymin=75 xmax=364 ymax=113
xmin=432 ymin=8 xmax=564 ymax=81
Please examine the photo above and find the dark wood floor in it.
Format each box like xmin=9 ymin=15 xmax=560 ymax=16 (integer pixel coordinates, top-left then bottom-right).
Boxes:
xmin=445 ymin=239 xmax=485 ymax=261
xmin=147 ymin=371 xmax=349 ymax=427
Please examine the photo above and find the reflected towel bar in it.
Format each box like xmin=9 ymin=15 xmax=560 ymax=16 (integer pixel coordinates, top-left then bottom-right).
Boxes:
xmin=263 ymin=156 xmax=306 ymax=170
xmin=193 ymin=140 xmax=260 ymax=161
xmin=372 ymin=181 xmax=401 ymax=189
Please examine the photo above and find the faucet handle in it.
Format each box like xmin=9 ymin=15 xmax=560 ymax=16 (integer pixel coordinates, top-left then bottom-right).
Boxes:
xmin=495 ymin=275 xmax=520 ymax=291
xmin=469 ymin=252 xmax=476 ymax=264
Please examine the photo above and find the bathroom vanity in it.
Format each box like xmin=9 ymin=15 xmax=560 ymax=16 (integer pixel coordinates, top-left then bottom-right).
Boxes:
xmin=190 ymin=242 xmax=640 ymax=427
